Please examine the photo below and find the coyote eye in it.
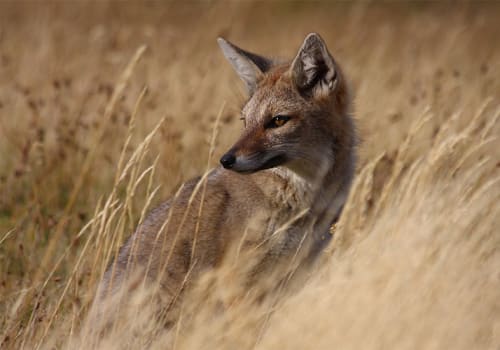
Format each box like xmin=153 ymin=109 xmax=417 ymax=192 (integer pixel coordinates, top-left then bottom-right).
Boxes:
xmin=266 ymin=115 xmax=290 ymax=128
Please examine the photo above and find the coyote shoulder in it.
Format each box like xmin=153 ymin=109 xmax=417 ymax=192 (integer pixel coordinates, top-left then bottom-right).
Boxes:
xmin=96 ymin=33 xmax=357 ymax=314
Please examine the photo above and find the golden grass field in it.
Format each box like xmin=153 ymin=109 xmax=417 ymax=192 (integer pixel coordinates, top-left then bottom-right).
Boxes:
xmin=0 ymin=1 xmax=499 ymax=349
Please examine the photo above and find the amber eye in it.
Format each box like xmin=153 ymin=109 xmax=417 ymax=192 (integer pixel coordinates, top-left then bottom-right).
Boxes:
xmin=266 ymin=115 xmax=291 ymax=128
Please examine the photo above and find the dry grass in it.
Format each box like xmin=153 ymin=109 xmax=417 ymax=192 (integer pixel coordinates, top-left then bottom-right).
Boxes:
xmin=0 ymin=1 xmax=499 ymax=349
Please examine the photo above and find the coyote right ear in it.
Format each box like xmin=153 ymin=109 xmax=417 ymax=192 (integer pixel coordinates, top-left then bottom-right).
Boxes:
xmin=217 ymin=38 xmax=273 ymax=94
xmin=290 ymin=33 xmax=338 ymax=98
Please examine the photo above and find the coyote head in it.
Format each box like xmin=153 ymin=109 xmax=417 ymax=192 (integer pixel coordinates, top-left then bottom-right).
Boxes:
xmin=218 ymin=33 xmax=352 ymax=181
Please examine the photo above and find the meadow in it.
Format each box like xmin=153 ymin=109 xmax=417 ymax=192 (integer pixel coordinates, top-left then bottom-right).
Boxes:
xmin=0 ymin=1 xmax=499 ymax=349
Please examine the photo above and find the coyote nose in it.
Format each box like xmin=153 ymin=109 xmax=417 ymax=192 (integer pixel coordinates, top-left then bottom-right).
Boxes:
xmin=220 ymin=153 xmax=236 ymax=169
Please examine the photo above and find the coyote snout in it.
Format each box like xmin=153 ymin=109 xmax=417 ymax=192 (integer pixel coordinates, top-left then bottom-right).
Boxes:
xmin=220 ymin=145 xmax=288 ymax=173
xmin=94 ymin=33 xmax=357 ymax=329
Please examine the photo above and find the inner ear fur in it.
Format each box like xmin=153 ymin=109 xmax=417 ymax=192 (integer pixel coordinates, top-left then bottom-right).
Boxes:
xmin=290 ymin=33 xmax=338 ymax=96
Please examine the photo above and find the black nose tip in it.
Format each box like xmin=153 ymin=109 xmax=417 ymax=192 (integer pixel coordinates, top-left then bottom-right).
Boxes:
xmin=220 ymin=153 xmax=236 ymax=169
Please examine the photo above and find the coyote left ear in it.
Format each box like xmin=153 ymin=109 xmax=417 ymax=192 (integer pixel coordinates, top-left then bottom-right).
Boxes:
xmin=218 ymin=38 xmax=273 ymax=95
xmin=290 ymin=33 xmax=338 ymax=97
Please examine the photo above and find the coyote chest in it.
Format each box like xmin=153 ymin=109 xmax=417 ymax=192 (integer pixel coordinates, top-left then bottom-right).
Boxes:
xmin=272 ymin=168 xmax=314 ymax=206
xmin=252 ymin=169 xmax=314 ymax=241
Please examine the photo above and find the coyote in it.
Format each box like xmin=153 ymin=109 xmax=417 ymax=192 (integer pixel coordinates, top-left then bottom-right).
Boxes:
xmin=96 ymin=33 xmax=356 ymax=319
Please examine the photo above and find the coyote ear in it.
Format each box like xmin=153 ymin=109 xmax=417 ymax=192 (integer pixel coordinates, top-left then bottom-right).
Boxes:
xmin=217 ymin=38 xmax=273 ymax=94
xmin=290 ymin=33 xmax=338 ymax=97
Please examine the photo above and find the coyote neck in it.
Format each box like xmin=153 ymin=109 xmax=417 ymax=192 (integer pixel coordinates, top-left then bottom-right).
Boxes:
xmin=272 ymin=117 xmax=356 ymax=226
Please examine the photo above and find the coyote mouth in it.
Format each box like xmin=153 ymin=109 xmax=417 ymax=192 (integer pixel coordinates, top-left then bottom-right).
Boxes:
xmin=259 ymin=154 xmax=288 ymax=170
xmin=233 ymin=154 xmax=288 ymax=174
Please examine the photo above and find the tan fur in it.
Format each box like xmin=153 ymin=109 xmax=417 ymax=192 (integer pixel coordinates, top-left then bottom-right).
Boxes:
xmin=94 ymin=33 xmax=357 ymax=324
